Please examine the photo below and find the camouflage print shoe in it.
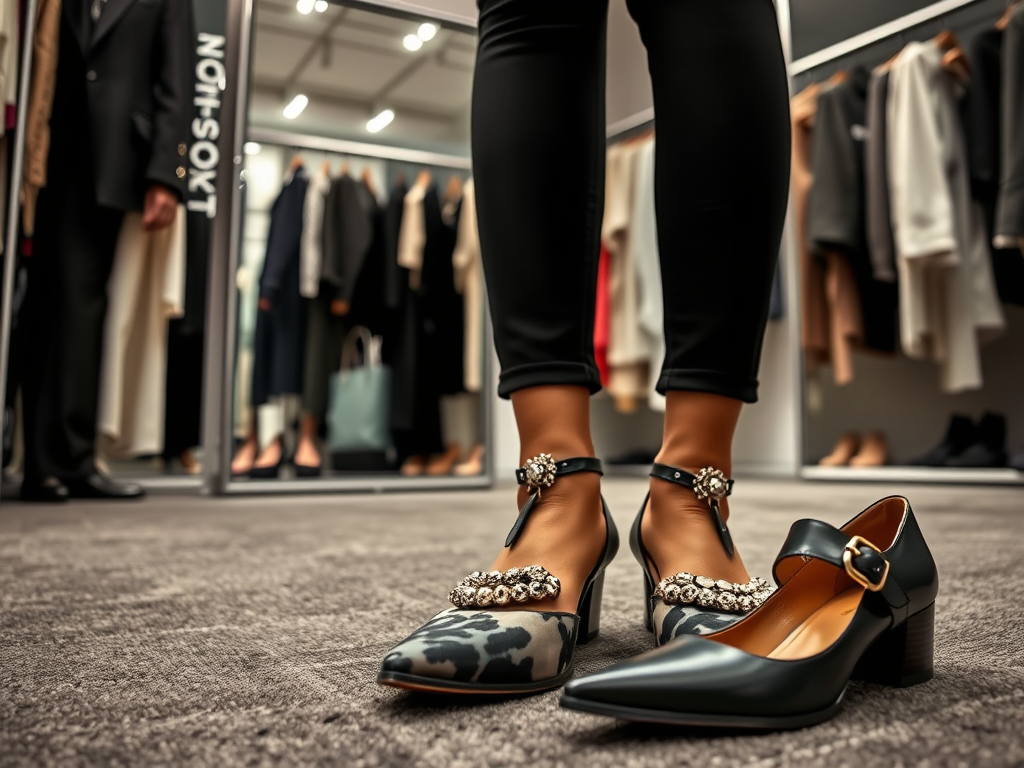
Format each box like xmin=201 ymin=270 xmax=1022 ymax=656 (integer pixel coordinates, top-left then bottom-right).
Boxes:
xmin=377 ymin=456 xmax=619 ymax=695
xmin=631 ymin=464 xmax=774 ymax=646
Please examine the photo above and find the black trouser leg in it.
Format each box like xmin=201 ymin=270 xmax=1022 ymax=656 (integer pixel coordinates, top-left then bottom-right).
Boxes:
xmin=627 ymin=0 xmax=791 ymax=403
xmin=473 ymin=0 xmax=790 ymax=403
xmin=22 ymin=166 xmax=123 ymax=480
xmin=473 ymin=0 xmax=609 ymax=398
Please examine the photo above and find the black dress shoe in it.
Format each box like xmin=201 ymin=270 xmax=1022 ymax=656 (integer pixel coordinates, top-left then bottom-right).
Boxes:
xmin=21 ymin=476 xmax=70 ymax=503
xmin=909 ymin=414 xmax=974 ymax=466
xmin=946 ymin=412 xmax=1008 ymax=468
xmin=561 ymin=496 xmax=938 ymax=729
xmin=65 ymin=473 xmax=145 ymax=499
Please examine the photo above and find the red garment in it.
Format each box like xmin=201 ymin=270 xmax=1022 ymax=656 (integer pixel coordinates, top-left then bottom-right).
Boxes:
xmin=594 ymin=244 xmax=611 ymax=387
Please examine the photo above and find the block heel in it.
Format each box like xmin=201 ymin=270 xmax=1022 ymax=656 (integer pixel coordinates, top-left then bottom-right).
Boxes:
xmin=577 ymin=573 xmax=605 ymax=645
xmin=853 ymin=602 xmax=935 ymax=688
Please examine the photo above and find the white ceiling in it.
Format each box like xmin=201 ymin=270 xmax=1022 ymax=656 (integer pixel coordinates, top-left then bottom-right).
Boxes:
xmin=249 ymin=0 xmax=476 ymax=155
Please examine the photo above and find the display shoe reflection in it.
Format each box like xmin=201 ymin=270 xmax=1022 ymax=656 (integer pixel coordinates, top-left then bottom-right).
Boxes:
xmin=561 ymin=496 xmax=938 ymax=728
xmin=378 ymin=455 xmax=618 ymax=694
xmin=633 ymin=465 xmax=774 ymax=645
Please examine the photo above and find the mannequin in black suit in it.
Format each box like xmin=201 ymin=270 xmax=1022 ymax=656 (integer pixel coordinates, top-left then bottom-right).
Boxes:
xmin=20 ymin=0 xmax=194 ymax=501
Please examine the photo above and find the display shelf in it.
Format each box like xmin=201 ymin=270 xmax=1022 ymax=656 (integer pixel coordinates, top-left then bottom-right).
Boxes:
xmin=800 ymin=465 xmax=1024 ymax=485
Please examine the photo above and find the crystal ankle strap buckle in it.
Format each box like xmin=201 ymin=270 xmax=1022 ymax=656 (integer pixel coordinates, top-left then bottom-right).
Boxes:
xmin=654 ymin=573 xmax=774 ymax=614
xmin=449 ymin=566 xmax=561 ymax=609
xmin=516 ymin=454 xmax=558 ymax=495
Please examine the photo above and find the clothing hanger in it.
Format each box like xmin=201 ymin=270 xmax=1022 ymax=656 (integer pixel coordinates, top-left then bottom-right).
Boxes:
xmin=445 ymin=174 xmax=463 ymax=201
xmin=416 ymin=169 xmax=432 ymax=188
xmin=997 ymin=1 xmax=1021 ymax=30
xmin=934 ymin=29 xmax=970 ymax=80
xmin=288 ymin=154 xmax=304 ymax=173
xmin=361 ymin=166 xmax=377 ymax=197
xmin=338 ymin=159 xmax=351 ymax=177
xmin=320 ymin=159 xmax=331 ymax=177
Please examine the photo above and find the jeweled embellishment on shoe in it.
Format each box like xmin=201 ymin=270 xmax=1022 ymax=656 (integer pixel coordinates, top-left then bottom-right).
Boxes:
xmin=449 ymin=565 xmax=562 ymax=608
xmin=520 ymin=454 xmax=558 ymax=493
xmin=654 ymin=572 xmax=774 ymax=614
xmin=693 ymin=467 xmax=730 ymax=501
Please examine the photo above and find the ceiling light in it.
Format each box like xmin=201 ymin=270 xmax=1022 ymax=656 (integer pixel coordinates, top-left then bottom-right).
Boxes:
xmin=243 ymin=142 xmax=262 ymax=155
xmin=314 ymin=0 xmax=328 ymax=11
xmin=366 ymin=109 xmax=395 ymax=133
xmin=296 ymin=0 xmax=314 ymax=14
xmin=417 ymin=23 xmax=437 ymax=41
xmin=403 ymin=34 xmax=423 ymax=51
xmin=283 ymin=94 xmax=308 ymax=119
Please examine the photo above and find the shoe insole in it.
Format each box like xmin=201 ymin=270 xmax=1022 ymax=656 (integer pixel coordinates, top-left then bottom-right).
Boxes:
xmin=766 ymin=588 xmax=862 ymax=661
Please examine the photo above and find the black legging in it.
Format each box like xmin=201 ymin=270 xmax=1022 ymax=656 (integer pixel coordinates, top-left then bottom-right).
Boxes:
xmin=472 ymin=0 xmax=791 ymax=403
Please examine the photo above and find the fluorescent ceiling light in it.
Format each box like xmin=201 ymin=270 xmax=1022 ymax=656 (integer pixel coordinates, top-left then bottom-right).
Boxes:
xmin=403 ymin=34 xmax=423 ymax=51
xmin=314 ymin=0 xmax=328 ymax=11
xmin=417 ymin=23 xmax=437 ymax=41
xmin=283 ymin=94 xmax=308 ymax=119
xmin=243 ymin=142 xmax=261 ymax=155
xmin=366 ymin=109 xmax=395 ymax=133
xmin=296 ymin=0 xmax=314 ymax=14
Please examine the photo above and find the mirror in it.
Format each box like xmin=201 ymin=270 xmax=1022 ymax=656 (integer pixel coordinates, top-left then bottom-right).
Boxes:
xmin=227 ymin=0 xmax=488 ymax=487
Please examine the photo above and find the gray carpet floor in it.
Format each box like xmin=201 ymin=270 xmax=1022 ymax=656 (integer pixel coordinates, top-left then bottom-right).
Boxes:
xmin=1 ymin=478 xmax=1023 ymax=768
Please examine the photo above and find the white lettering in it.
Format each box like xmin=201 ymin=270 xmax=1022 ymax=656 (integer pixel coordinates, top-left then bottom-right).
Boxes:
xmin=197 ymin=33 xmax=226 ymax=60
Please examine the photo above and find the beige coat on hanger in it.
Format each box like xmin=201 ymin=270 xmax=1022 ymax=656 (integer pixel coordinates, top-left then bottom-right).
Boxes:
xmin=453 ymin=178 xmax=483 ymax=394
xmin=97 ymin=207 xmax=186 ymax=457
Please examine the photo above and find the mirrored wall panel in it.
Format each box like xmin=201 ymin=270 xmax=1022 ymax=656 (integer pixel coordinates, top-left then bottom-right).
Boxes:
xmin=227 ymin=0 xmax=487 ymax=487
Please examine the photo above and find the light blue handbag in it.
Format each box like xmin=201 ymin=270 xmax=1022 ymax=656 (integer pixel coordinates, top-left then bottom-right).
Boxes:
xmin=326 ymin=326 xmax=392 ymax=453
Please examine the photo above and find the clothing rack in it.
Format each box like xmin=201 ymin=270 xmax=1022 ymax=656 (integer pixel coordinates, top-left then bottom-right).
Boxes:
xmin=246 ymin=128 xmax=472 ymax=171
xmin=788 ymin=0 xmax=990 ymax=74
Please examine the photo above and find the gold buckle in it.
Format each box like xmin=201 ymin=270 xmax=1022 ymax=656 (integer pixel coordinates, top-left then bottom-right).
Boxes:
xmin=843 ymin=535 xmax=889 ymax=592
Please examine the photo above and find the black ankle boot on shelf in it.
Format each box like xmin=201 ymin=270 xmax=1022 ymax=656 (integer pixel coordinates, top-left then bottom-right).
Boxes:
xmin=561 ymin=496 xmax=939 ymax=729
xmin=378 ymin=454 xmax=619 ymax=695
xmin=946 ymin=412 xmax=1008 ymax=468
xmin=909 ymin=414 xmax=975 ymax=466
xmin=631 ymin=464 xmax=774 ymax=646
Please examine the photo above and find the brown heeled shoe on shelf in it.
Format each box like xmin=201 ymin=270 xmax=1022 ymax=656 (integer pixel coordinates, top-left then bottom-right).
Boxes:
xmin=454 ymin=444 xmax=486 ymax=476
xmin=850 ymin=431 xmax=889 ymax=467
xmin=400 ymin=455 xmax=427 ymax=476
xmin=819 ymin=432 xmax=861 ymax=466
xmin=426 ymin=443 xmax=462 ymax=476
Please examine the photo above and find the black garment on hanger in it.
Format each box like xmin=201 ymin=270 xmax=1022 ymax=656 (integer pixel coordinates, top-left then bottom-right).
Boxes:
xmin=963 ymin=26 xmax=1024 ymax=306
xmin=421 ymin=187 xmax=465 ymax=396
xmin=383 ymin=181 xmax=408 ymax=311
xmin=253 ymin=169 xmax=309 ymax=406
xmin=807 ymin=66 xmax=898 ymax=353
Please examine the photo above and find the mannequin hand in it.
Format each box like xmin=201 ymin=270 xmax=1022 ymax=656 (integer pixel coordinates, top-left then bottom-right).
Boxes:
xmin=143 ymin=184 xmax=178 ymax=231
xmin=331 ymin=299 xmax=350 ymax=316
xmin=258 ymin=297 xmax=272 ymax=311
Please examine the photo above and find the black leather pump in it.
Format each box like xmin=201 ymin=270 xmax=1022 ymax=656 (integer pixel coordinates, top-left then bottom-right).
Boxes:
xmin=561 ymin=496 xmax=938 ymax=728
xmin=378 ymin=454 xmax=619 ymax=695
xmin=631 ymin=464 xmax=774 ymax=645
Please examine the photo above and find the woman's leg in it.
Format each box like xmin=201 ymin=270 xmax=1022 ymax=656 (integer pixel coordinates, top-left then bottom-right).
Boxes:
xmin=627 ymin=0 xmax=791 ymax=583
xmin=473 ymin=0 xmax=610 ymax=613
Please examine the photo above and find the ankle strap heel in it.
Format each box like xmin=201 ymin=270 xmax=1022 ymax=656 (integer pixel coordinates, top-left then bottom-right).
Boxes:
xmin=630 ymin=463 xmax=773 ymax=645
xmin=650 ymin=463 xmax=735 ymax=557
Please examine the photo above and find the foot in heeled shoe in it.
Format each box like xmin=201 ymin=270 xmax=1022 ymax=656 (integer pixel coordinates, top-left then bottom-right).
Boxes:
xmin=400 ymin=455 xmax=427 ymax=476
xmin=378 ymin=454 xmax=618 ymax=694
xmin=294 ymin=434 xmax=321 ymax=477
xmin=562 ymin=496 xmax=939 ymax=729
xmin=250 ymin=438 xmax=284 ymax=479
xmin=231 ymin=435 xmax=258 ymax=477
xmin=65 ymin=473 xmax=145 ymax=499
xmin=635 ymin=464 xmax=773 ymax=645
